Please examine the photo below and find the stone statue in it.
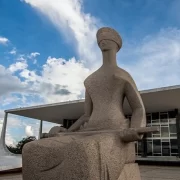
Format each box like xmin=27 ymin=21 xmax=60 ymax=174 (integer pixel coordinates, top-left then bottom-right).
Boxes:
xmin=22 ymin=27 xmax=158 ymax=180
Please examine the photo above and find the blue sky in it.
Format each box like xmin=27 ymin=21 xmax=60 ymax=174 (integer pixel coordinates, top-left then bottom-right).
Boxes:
xmin=0 ymin=0 xmax=180 ymax=146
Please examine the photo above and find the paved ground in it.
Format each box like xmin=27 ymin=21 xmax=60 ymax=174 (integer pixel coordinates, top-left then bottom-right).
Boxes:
xmin=140 ymin=166 xmax=180 ymax=180
xmin=0 ymin=165 xmax=180 ymax=180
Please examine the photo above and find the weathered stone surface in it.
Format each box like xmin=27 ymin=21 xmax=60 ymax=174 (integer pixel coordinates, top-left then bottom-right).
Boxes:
xmin=22 ymin=27 xmax=148 ymax=179
xmin=118 ymin=163 xmax=141 ymax=180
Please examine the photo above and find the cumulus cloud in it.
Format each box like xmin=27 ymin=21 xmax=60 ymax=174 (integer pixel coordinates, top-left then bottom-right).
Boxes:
xmin=1 ymin=0 xmax=180 ymax=148
xmin=0 ymin=0 xmax=179 ymax=107
xmin=0 ymin=65 xmax=26 ymax=96
xmin=1 ymin=95 xmax=21 ymax=106
xmin=25 ymin=125 xmax=33 ymax=136
xmin=121 ymin=28 xmax=180 ymax=89
xmin=0 ymin=36 xmax=9 ymax=45
xmin=8 ymin=61 xmax=28 ymax=73
xmin=19 ymin=56 xmax=90 ymax=103
xmin=24 ymin=0 xmax=101 ymax=69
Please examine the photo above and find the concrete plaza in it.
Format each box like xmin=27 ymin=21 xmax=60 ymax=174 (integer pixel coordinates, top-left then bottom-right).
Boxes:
xmin=0 ymin=165 xmax=179 ymax=180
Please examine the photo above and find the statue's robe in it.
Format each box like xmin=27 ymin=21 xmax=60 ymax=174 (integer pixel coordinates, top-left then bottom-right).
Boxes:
xmin=22 ymin=68 xmax=145 ymax=180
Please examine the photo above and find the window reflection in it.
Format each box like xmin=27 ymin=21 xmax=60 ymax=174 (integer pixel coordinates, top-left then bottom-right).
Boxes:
xmin=162 ymin=141 xmax=170 ymax=156
xmin=160 ymin=113 xmax=168 ymax=123
xmin=147 ymin=140 xmax=152 ymax=156
xmin=161 ymin=127 xmax=169 ymax=137
xmin=169 ymin=124 xmax=176 ymax=134
xmin=153 ymin=140 xmax=161 ymax=154
xmin=170 ymin=139 xmax=178 ymax=155
xmin=137 ymin=141 xmax=142 ymax=156
xmin=135 ymin=110 xmax=178 ymax=157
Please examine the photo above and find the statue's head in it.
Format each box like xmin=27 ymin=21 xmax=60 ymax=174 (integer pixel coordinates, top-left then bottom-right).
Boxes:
xmin=96 ymin=27 xmax=122 ymax=52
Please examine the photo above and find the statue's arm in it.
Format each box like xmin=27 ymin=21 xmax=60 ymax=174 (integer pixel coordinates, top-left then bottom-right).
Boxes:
xmin=124 ymin=78 xmax=146 ymax=129
xmin=67 ymin=90 xmax=92 ymax=132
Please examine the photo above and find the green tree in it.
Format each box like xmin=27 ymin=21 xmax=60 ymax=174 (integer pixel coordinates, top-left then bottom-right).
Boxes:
xmin=6 ymin=136 xmax=37 ymax=154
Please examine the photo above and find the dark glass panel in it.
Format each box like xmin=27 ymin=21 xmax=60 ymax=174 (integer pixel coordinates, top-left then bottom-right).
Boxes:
xmin=147 ymin=141 xmax=152 ymax=156
xmin=152 ymin=112 xmax=159 ymax=120
xmin=146 ymin=114 xmax=151 ymax=124
xmin=170 ymin=139 xmax=178 ymax=154
xmin=160 ymin=113 xmax=168 ymax=123
xmin=162 ymin=141 xmax=170 ymax=156
xmin=168 ymin=111 xmax=176 ymax=119
xmin=153 ymin=140 xmax=161 ymax=154
xmin=138 ymin=141 xmax=142 ymax=155
xmin=135 ymin=142 xmax=138 ymax=154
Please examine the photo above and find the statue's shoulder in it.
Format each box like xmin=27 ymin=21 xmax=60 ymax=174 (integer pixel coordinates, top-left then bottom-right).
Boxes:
xmin=114 ymin=67 xmax=134 ymax=84
xmin=84 ymin=70 xmax=97 ymax=86
xmin=84 ymin=68 xmax=99 ymax=85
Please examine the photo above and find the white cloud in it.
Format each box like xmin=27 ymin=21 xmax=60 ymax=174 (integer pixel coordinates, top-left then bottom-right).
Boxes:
xmin=1 ymin=0 xmax=180 ymax=147
xmin=29 ymin=52 xmax=40 ymax=58
xmin=27 ymin=52 xmax=40 ymax=64
xmin=24 ymin=0 xmax=101 ymax=69
xmin=8 ymin=61 xmax=28 ymax=73
xmin=0 ymin=36 xmax=9 ymax=45
xmin=5 ymin=132 xmax=17 ymax=147
xmin=25 ymin=125 xmax=33 ymax=136
xmin=19 ymin=0 xmax=101 ymax=103
xmin=0 ymin=65 xmax=26 ymax=96
xmin=1 ymin=95 xmax=21 ymax=106
xmin=0 ymin=110 xmax=4 ymax=136
xmin=17 ymin=54 xmax=26 ymax=61
xmin=9 ymin=48 xmax=17 ymax=55
xmin=120 ymin=28 xmax=180 ymax=90
xmin=19 ymin=56 xmax=90 ymax=103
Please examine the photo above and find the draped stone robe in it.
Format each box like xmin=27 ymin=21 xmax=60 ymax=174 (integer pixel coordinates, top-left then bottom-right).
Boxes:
xmin=22 ymin=66 xmax=146 ymax=180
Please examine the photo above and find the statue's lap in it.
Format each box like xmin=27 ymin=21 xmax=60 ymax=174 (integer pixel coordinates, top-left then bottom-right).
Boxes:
xmin=23 ymin=132 xmax=136 ymax=172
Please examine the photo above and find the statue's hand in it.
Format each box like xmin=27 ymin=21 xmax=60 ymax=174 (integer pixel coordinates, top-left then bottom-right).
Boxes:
xmin=48 ymin=126 xmax=68 ymax=137
xmin=120 ymin=128 xmax=141 ymax=143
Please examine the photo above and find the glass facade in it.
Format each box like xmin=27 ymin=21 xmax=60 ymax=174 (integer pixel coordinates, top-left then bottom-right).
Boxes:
xmin=64 ymin=110 xmax=179 ymax=158
xmin=134 ymin=110 xmax=178 ymax=157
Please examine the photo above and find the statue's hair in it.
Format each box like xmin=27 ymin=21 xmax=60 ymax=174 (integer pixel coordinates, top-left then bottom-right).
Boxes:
xmin=96 ymin=27 xmax=122 ymax=51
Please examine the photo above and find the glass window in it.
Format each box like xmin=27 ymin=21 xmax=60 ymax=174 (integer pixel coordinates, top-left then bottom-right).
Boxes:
xmin=168 ymin=111 xmax=176 ymax=119
xmin=138 ymin=141 xmax=142 ymax=156
xmin=170 ymin=134 xmax=177 ymax=138
xmin=153 ymin=140 xmax=161 ymax=154
xmin=169 ymin=118 xmax=176 ymax=124
xmin=160 ymin=113 xmax=168 ymax=123
xmin=161 ymin=127 xmax=169 ymax=138
xmin=152 ymin=133 xmax=160 ymax=137
xmin=153 ymin=154 xmax=161 ymax=156
xmin=152 ymin=125 xmax=160 ymax=137
xmin=147 ymin=140 xmax=152 ymax=156
xmin=169 ymin=124 xmax=177 ymax=134
xmin=162 ymin=141 xmax=170 ymax=156
xmin=146 ymin=132 xmax=152 ymax=138
xmin=170 ymin=139 xmax=178 ymax=154
xmin=152 ymin=112 xmax=159 ymax=120
xmin=152 ymin=112 xmax=159 ymax=123
xmin=146 ymin=114 xmax=151 ymax=124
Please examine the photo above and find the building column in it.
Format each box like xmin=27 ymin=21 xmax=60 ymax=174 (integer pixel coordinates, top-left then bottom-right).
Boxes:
xmin=1 ymin=112 xmax=8 ymax=146
xmin=38 ymin=120 xmax=43 ymax=139
xmin=0 ymin=112 xmax=11 ymax=154
xmin=176 ymin=112 xmax=180 ymax=158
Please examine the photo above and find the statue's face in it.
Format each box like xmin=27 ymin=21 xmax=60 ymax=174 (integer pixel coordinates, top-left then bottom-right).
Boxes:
xmin=99 ymin=39 xmax=118 ymax=52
